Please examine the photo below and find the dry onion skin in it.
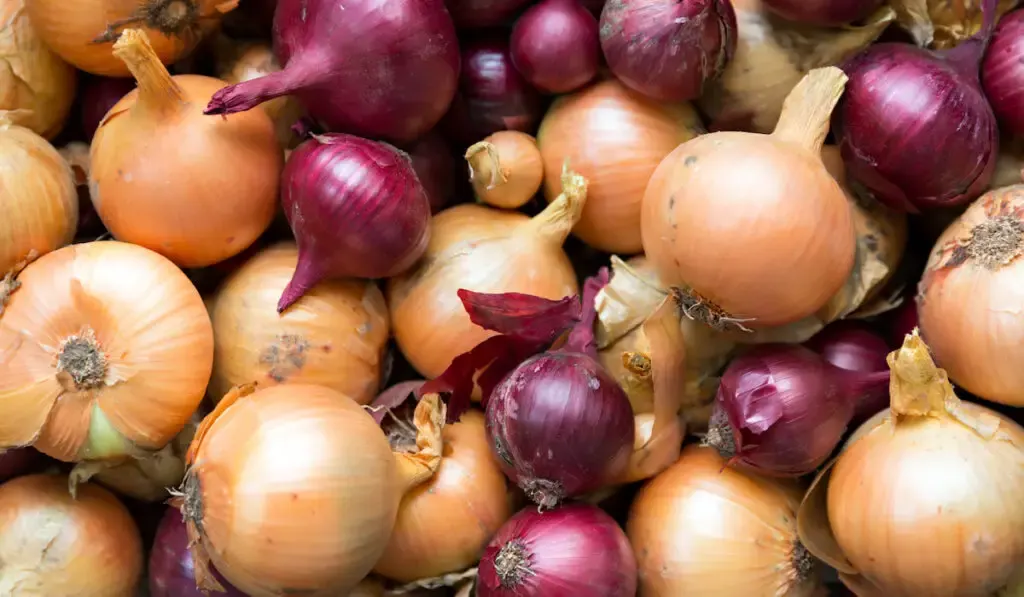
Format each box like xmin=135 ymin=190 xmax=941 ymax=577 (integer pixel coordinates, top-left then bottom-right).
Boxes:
xmin=0 ymin=0 xmax=76 ymax=139
xmin=0 ymin=115 xmax=77 ymax=282
xmin=627 ymin=445 xmax=823 ymax=597
xmin=0 ymin=473 xmax=143 ymax=596
xmin=207 ymin=242 xmax=389 ymax=405
xmin=387 ymin=168 xmax=585 ymax=380
xmin=698 ymin=0 xmax=894 ymax=134
xmin=90 ymin=29 xmax=281 ymax=269
xmin=893 ymin=0 xmax=1019 ymax=48
xmin=641 ymin=67 xmax=855 ymax=329
xmin=797 ymin=331 xmax=1024 ymax=597
xmin=0 ymin=241 xmax=213 ymax=467
xmin=182 ymin=385 xmax=447 ymax=597
xmin=536 ymin=78 xmax=704 ymax=254
xmin=24 ymin=0 xmax=233 ymax=76
xmin=466 ymin=130 xmax=544 ymax=210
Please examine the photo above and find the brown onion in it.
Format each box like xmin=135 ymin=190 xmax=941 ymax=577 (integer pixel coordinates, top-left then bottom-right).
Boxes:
xmin=466 ymin=130 xmax=544 ymax=209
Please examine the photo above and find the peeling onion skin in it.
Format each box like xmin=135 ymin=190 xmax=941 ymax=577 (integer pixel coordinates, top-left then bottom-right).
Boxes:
xmin=760 ymin=0 xmax=883 ymax=26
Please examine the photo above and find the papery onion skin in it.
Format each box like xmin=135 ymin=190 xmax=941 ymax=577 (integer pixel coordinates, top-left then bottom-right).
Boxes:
xmin=982 ymin=9 xmax=1024 ymax=136
xmin=761 ymin=0 xmax=883 ymax=26
xmin=0 ymin=241 xmax=213 ymax=461
xmin=277 ymin=133 xmax=431 ymax=311
xmin=447 ymin=0 xmax=535 ymax=29
xmin=600 ymin=0 xmax=737 ymax=102
xmin=628 ymin=445 xmax=821 ymax=597
xmin=93 ymin=413 xmax=199 ymax=502
xmin=208 ymin=242 xmax=389 ymax=404
xmin=477 ymin=503 xmax=637 ymax=596
xmin=510 ymin=0 xmax=600 ymax=94
xmin=149 ymin=508 xmax=246 ymax=597
xmin=538 ymin=79 xmax=704 ymax=254
xmin=0 ymin=473 xmax=142 ymax=596
xmin=79 ymin=76 xmax=136 ymax=140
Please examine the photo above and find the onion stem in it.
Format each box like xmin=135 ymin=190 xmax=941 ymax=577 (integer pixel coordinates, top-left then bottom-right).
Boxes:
xmin=465 ymin=141 xmax=509 ymax=190
xmin=392 ymin=394 xmax=446 ymax=491
xmin=523 ymin=164 xmax=588 ymax=244
xmin=112 ymin=29 xmax=186 ymax=120
xmin=772 ymin=66 xmax=848 ymax=153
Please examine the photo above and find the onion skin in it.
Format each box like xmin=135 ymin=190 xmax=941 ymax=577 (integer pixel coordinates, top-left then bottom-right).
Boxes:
xmin=982 ymin=9 xmax=1024 ymax=136
xmin=467 ymin=131 xmax=545 ymax=209
xmin=447 ymin=0 xmax=535 ymax=29
xmin=408 ymin=131 xmax=458 ymax=213
xmin=277 ymin=133 xmax=431 ymax=311
xmin=887 ymin=298 xmax=918 ymax=348
xmin=600 ymin=0 xmax=737 ymax=102
xmin=79 ymin=76 xmax=136 ymax=140
xmin=149 ymin=508 xmax=246 ymax=597
xmin=761 ymin=0 xmax=883 ymax=26
xmin=805 ymin=321 xmax=890 ymax=421
xmin=478 ymin=503 xmax=637 ymax=596
xmin=510 ymin=0 xmax=600 ymax=94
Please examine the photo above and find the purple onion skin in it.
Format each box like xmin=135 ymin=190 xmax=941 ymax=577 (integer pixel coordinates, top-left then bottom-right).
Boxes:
xmin=889 ymin=298 xmax=919 ymax=348
xmin=478 ymin=503 xmax=637 ymax=597
xmin=511 ymin=0 xmax=601 ymax=94
xmin=80 ymin=77 xmax=136 ymax=140
xmin=205 ymin=0 xmax=460 ymax=144
xmin=805 ymin=321 xmax=891 ymax=422
xmin=278 ymin=133 xmax=431 ymax=311
xmin=149 ymin=508 xmax=246 ymax=597
xmin=835 ymin=43 xmax=998 ymax=213
xmin=581 ymin=0 xmax=605 ymax=15
xmin=406 ymin=132 xmax=457 ymax=213
xmin=760 ymin=0 xmax=883 ymax=27
xmin=486 ymin=351 xmax=635 ymax=508
xmin=446 ymin=0 xmax=535 ymax=28
xmin=983 ymin=10 xmax=1024 ymax=136
xmin=599 ymin=0 xmax=737 ymax=102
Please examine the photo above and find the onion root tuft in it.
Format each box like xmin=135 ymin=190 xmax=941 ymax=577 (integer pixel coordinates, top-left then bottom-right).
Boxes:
xmin=93 ymin=0 xmax=205 ymax=43
xmin=671 ymin=287 xmax=754 ymax=332
xmin=493 ymin=540 xmax=532 ymax=588
xmin=55 ymin=328 xmax=108 ymax=389
xmin=966 ymin=215 xmax=1024 ymax=269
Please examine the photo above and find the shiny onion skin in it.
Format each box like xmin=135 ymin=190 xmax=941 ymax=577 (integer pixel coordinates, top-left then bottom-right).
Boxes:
xmin=805 ymin=321 xmax=891 ymax=421
xmin=467 ymin=131 xmax=544 ymax=209
xmin=208 ymin=243 xmax=389 ymax=404
xmin=538 ymin=79 xmax=704 ymax=254
xmin=510 ymin=0 xmax=600 ymax=94
xmin=408 ymin=131 xmax=459 ymax=213
xmin=628 ymin=446 xmax=822 ymax=597
xmin=982 ymin=9 xmax=1024 ymax=136
xmin=277 ymin=133 xmax=431 ymax=311
xmin=600 ymin=0 xmax=737 ymax=102
xmin=477 ymin=503 xmax=637 ymax=596
xmin=205 ymin=0 xmax=459 ymax=144
xmin=0 ymin=474 xmax=143 ymax=596
xmin=641 ymin=67 xmax=855 ymax=328
xmin=79 ymin=76 xmax=136 ymax=140
xmin=150 ymin=508 xmax=246 ymax=597
xmin=90 ymin=30 xmax=281 ymax=269
xmin=447 ymin=0 xmax=535 ymax=28
xmin=0 ymin=241 xmax=213 ymax=463
xmin=761 ymin=0 xmax=882 ymax=26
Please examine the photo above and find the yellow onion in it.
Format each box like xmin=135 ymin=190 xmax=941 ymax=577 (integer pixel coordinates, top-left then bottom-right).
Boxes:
xmin=893 ymin=0 xmax=1019 ymax=48
xmin=798 ymin=331 xmax=1024 ymax=597
xmin=182 ymin=384 xmax=447 ymax=597
xmin=0 ymin=241 xmax=213 ymax=468
xmin=627 ymin=445 xmax=824 ymax=597
xmin=0 ymin=0 xmax=76 ymax=139
xmin=207 ymin=243 xmax=389 ymax=405
xmin=0 ymin=473 xmax=142 ymax=596
xmin=466 ymin=130 xmax=544 ymax=210
xmin=387 ymin=168 xmax=585 ymax=380
xmin=537 ymin=78 xmax=704 ymax=254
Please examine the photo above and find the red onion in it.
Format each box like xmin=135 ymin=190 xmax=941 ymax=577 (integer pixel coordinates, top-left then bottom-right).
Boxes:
xmin=149 ymin=508 xmax=246 ymax=597
xmin=982 ymin=10 xmax=1024 ymax=136
xmin=510 ymin=0 xmax=601 ymax=94
xmin=477 ymin=503 xmax=637 ymax=596
xmin=760 ymin=0 xmax=883 ymax=27
xmin=599 ymin=0 xmax=737 ymax=102
xmin=277 ymin=133 xmax=431 ymax=311
xmin=889 ymin=297 xmax=919 ymax=348
xmin=406 ymin=132 xmax=458 ymax=213
xmin=581 ymin=0 xmax=605 ymax=14
xmin=805 ymin=321 xmax=890 ymax=422
xmin=706 ymin=344 xmax=889 ymax=477
xmin=204 ymin=0 xmax=461 ymax=144
xmin=80 ymin=76 xmax=136 ymax=140
xmin=834 ymin=0 xmax=999 ymax=213
xmin=446 ymin=0 xmax=535 ymax=28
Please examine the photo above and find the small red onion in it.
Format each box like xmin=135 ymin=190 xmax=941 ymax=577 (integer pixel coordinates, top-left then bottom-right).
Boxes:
xmin=406 ymin=132 xmax=458 ymax=213
xmin=760 ymin=0 xmax=883 ymax=27
xmin=805 ymin=321 xmax=891 ymax=422
xmin=510 ymin=0 xmax=601 ymax=94
xmin=599 ymin=0 xmax=737 ymax=102
xmin=446 ymin=0 xmax=536 ymax=28
xmin=834 ymin=0 xmax=999 ymax=213
xmin=80 ymin=76 xmax=136 ymax=140
xmin=982 ymin=10 xmax=1024 ymax=136
xmin=277 ymin=133 xmax=431 ymax=311
xmin=477 ymin=503 xmax=637 ymax=596
xmin=205 ymin=0 xmax=460 ymax=144
xmin=149 ymin=508 xmax=246 ymax=597
xmin=0 ymin=448 xmax=40 ymax=483
xmin=706 ymin=344 xmax=889 ymax=477
xmin=889 ymin=298 xmax=919 ymax=348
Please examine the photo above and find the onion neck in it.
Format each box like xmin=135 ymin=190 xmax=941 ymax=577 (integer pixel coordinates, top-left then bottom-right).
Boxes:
xmin=772 ymin=66 xmax=848 ymax=153
xmin=205 ymin=60 xmax=319 ymax=116
xmin=941 ymin=0 xmax=999 ymax=82
xmin=466 ymin=141 xmax=508 ymax=190
xmin=834 ymin=367 xmax=890 ymax=419
xmin=493 ymin=540 xmax=533 ymax=588
xmin=393 ymin=394 xmax=446 ymax=493
xmin=887 ymin=331 xmax=965 ymax=421
xmin=522 ymin=165 xmax=588 ymax=245
xmin=113 ymin=29 xmax=186 ymax=121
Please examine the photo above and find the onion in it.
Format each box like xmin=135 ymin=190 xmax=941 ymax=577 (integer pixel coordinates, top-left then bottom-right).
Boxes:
xmin=0 ymin=241 xmax=213 ymax=467
xmin=182 ymin=385 xmax=447 ymax=596
xmin=477 ymin=503 xmax=636 ymax=596
xmin=642 ymin=67 xmax=854 ymax=328
xmin=805 ymin=321 xmax=890 ymax=421
xmin=761 ymin=0 xmax=882 ymax=26
xmin=510 ymin=0 xmax=600 ymax=94
xmin=387 ymin=168 xmax=585 ymax=380
xmin=0 ymin=448 xmax=40 ymax=482
xmin=982 ymin=9 xmax=1024 ymax=137
xmin=277 ymin=133 xmax=431 ymax=311
xmin=0 ymin=117 xmax=77 ymax=281
xmin=705 ymin=343 xmax=888 ymax=477
xmin=446 ymin=0 xmax=534 ymax=29
xmin=537 ymin=78 xmax=704 ymax=254
xmin=408 ymin=132 xmax=459 ymax=213
xmin=0 ymin=473 xmax=142 ymax=595
xmin=0 ymin=0 xmax=76 ymax=139
xmin=90 ymin=29 xmax=281 ymax=269
xmin=900 ymin=0 xmax=1020 ymax=49
xmin=600 ymin=0 xmax=737 ymax=102
xmin=79 ymin=76 xmax=136 ymax=140
xmin=629 ymin=445 xmax=824 ymax=596
xmin=150 ymin=507 xmax=246 ymax=597
xmin=887 ymin=297 xmax=917 ymax=348
xmin=834 ymin=2 xmax=999 ymax=213
xmin=205 ymin=0 xmax=459 ymax=144
xmin=24 ymin=0 xmax=228 ymax=76
xmin=917 ymin=184 xmax=1024 ymax=407
xmin=797 ymin=331 xmax=1024 ymax=597
xmin=467 ymin=131 xmax=544 ymax=209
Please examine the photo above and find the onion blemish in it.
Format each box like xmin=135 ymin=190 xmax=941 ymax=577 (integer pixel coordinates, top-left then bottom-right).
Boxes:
xmin=965 ymin=215 xmax=1024 ymax=269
